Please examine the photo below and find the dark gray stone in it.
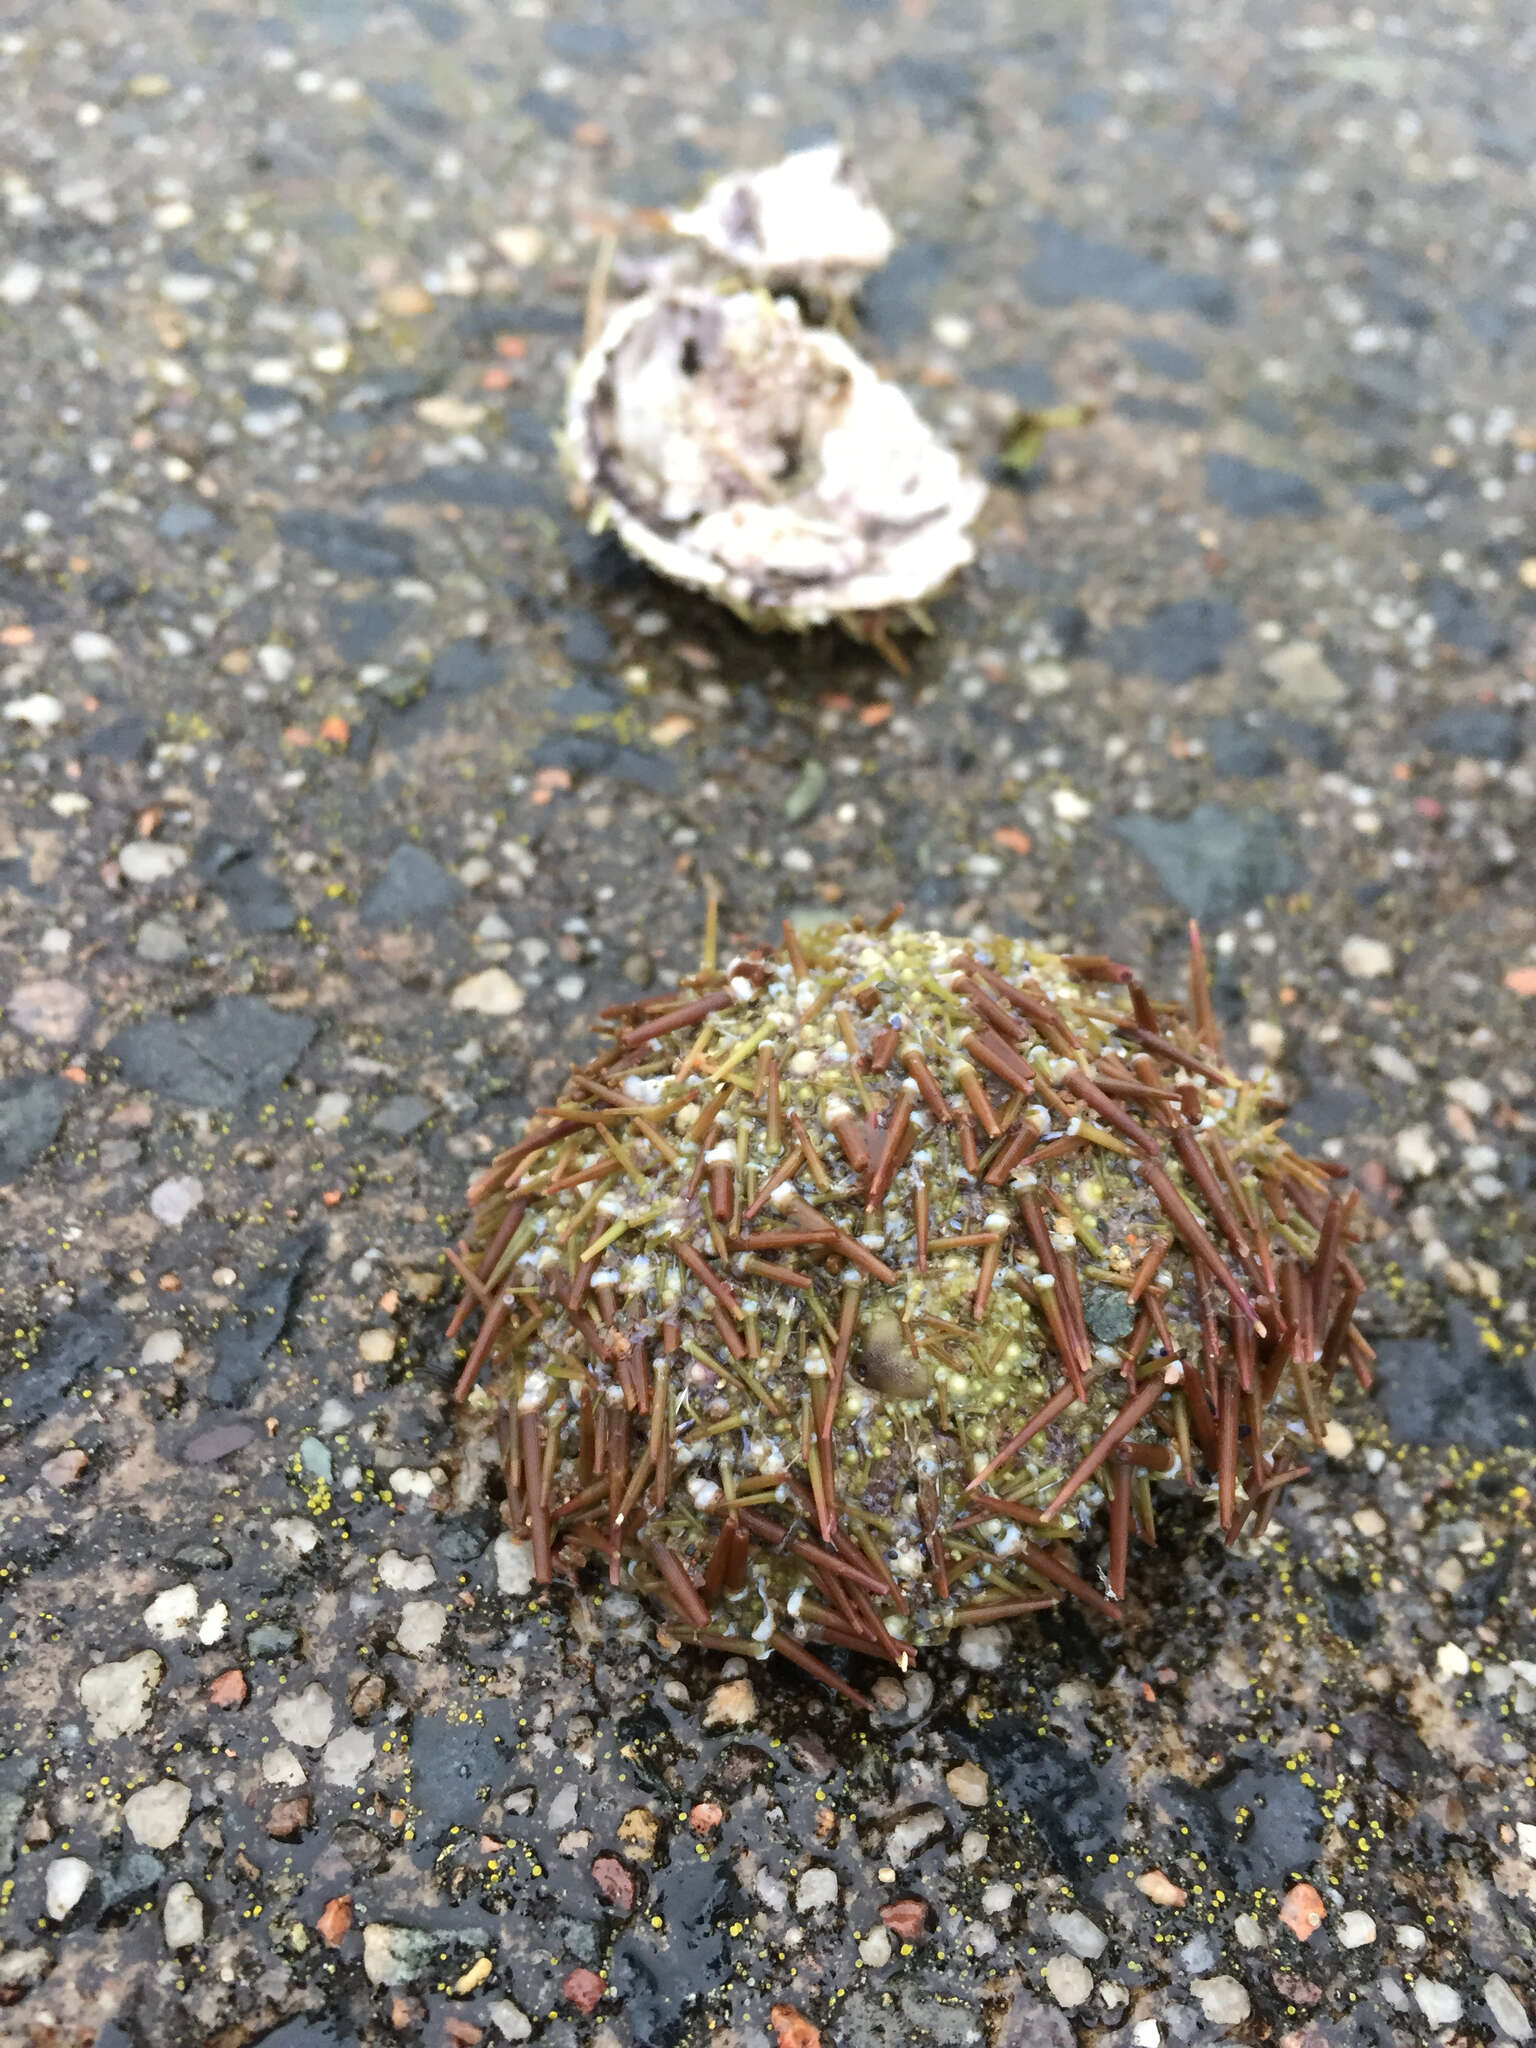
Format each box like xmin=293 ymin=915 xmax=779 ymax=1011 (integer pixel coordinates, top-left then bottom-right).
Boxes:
xmin=208 ymin=1226 xmax=324 ymax=1407
xmin=1024 ymin=221 xmax=1236 ymax=324
xmin=276 ymin=509 xmax=416 ymax=578
xmin=6 ymin=1294 xmax=128 ymax=1431
xmin=324 ymin=597 xmax=406 ymax=664
xmin=248 ymin=1623 xmax=301 ymax=1658
xmin=181 ymin=1424 xmax=257 ymax=1465
xmin=1115 ymin=394 xmax=1205 ymax=427
xmin=560 ymin=610 xmax=614 ymax=666
xmin=1357 ymin=479 xmax=1430 ymax=528
xmin=972 ymin=361 xmax=1058 ymax=410
xmin=372 ymin=1094 xmax=434 ymax=1137
xmin=156 ymin=499 xmax=219 ymax=541
xmin=361 ymin=844 xmax=464 ymax=925
xmin=195 ymin=829 xmax=296 ymax=935
xmin=1282 ymin=1083 xmax=1374 ymax=1147
xmin=1112 ymin=803 xmax=1299 ymax=925
xmin=519 ymin=89 xmax=582 ymax=139
xmin=0 ymin=1076 xmax=68 ymax=1184
xmin=429 ymin=639 xmax=507 ymax=696
xmin=1126 ymin=335 xmax=1203 ymax=381
xmin=372 ymin=467 xmax=546 ymax=512
xmin=1204 ymin=716 xmax=1284 ymax=779
xmin=1421 ymin=576 xmax=1509 ymax=659
xmin=545 ymin=19 xmax=639 ymax=62
xmin=1107 ymin=598 xmax=1245 ymax=684
xmin=81 ymin=713 xmax=151 ymax=763
xmin=1422 ymin=706 xmax=1521 ymax=761
xmin=403 ymin=0 xmax=463 ymax=37
xmin=1204 ymin=452 xmax=1323 ymax=519
xmin=1376 ymin=1303 xmax=1536 ymax=1450
xmin=532 ymin=729 xmax=677 ymax=792
xmin=859 ymin=240 xmax=951 ymax=347
xmin=109 ymin=999 xmax=316 ymax=1109
xmin=97 ymin=1850 xmax=164 ymax=1917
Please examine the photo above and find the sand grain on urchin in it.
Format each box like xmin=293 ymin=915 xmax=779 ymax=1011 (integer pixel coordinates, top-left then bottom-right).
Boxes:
xmin=448 ymin=919 xmax=1370 ymax=1706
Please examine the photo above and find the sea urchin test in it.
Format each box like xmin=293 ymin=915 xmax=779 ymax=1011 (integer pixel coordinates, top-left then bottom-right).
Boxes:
xmin=449 ymin=920 xmax=1369 ymax=1706
xmin=667 ymin=143 xmax=897 ymax=300
xmin=563 ymin=286 xmax=986 ymax=640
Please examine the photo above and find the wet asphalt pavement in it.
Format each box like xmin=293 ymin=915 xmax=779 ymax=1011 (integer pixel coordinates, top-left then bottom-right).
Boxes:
xmin=2 ymin=2 xmax=1536 ymax=2045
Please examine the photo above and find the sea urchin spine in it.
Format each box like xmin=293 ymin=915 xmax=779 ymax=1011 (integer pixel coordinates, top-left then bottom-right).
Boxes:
xmin=449 ymin=919 xmax=1369 ymax=1704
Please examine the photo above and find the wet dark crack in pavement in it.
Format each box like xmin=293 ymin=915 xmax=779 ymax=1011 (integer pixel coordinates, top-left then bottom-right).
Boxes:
xmin=2 ymin=2 xmax=1535 ymax=2045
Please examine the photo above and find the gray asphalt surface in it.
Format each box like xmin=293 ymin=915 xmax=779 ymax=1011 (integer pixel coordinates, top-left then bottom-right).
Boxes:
xmin=2 ymin=3 xmax=1535 ymax=2045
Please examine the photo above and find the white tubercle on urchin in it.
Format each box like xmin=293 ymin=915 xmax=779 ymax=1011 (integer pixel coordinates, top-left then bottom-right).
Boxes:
xmin=563 ymin=286 xmax=986 ymax=632
xmin=667 ymin=143 xmax=897 ymax=298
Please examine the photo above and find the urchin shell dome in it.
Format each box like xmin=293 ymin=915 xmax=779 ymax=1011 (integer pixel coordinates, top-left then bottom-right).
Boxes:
xmin=449 ymin=919 xmax=1370 ymax=1706
xmin=562 ymin=286 xmax=986 ymax=636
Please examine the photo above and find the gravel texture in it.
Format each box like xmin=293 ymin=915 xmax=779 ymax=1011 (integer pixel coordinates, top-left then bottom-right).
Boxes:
xmin=2 ymin=2 xmax=1535 ymax=2046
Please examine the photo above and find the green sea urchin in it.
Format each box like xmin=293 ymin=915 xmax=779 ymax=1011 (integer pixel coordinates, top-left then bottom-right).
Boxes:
xmin=449 ymin=918 xmax=1369 ymax=1707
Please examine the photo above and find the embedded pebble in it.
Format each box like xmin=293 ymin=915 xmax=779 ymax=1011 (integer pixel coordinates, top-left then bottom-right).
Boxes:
xmin=322 ymin=1727 xmax=375 ymax=1785
xmin=2 ymin=693 xmax=64 ymax=733
xmin=1044 ymin=1954 xmax=1093 ymax=2008
xmin=7 ymin=978 xmax=90 ymax=1044
xmin=140 ymin=1328 xmax=185 ymax=1367
xmin=956 ymin=1625 xmax=1007 ymax=1670
xmin=702 ymin=1678 xmax=758 ymax=1729
xmin=136 ymin=916 xmax=189 ymax=963
xmin=45 ymin=1857 xmax=93 ymax=1922
xmin=1049 ymin=1910 xmax=1107 ymax=1960
xmin=944 ymin=1763 xmax=989 ymax=1808
xmin=1338 ymin=1910 xmax=1377 ymax=1948
xmin=143 ymin=1582 xmax=200 ymax=1637
xmin=450 ymin=968 xmax=525 ymax=1016
xmin=981 ymin=1882 xmax=1014 ymax=1915
xmin=0 ymin=260 xmax=43 ymax=307
xmin=795 ymin=1867 xmax=839 ymax=1912
xmin=859 ymin=1926 xmax=892 ymax=1966
xmin=271 ymin=1683 xmax=335 ymax=1749
xmin=79 ymin=1651 xmax=164 ymax=1739
xmin=1413 ymin=1978 xmax=1463 ymax=2028
xmin=273 ymin=1516 xmax=320 ymax=1555
xmin=262 ymin=1747 xmax=306 ymax=1788
xmin=1395 ymin=1125 xmax=1441 ymax=1179
xmin=887 ymin=1807 xmax=946 ymax=1866
xmin=1340 ymin=934 xmax=1394 ymax=979
xmin=362 ymin=1922 xmax=434 ymax=1986
xmin=1485 ymin=1974 xmax=1532 ymax=2041
xmin=314 ymin=1091 xmax=352 ymax=1131
xmin=119 ymin=840 xmax=188 ymax=884
xmin=163 ymin=1881 xmax=204 ymax=1950
xmin=494 ymin=1534 xmax=536 ymax=1595
xmin=149 ymin=1175 xmax=204 ymax=1227
xmin=488 ymin=2000 xmax=534 ymax=2042
xmin=124 ymin=1777 xmax=191 ymax=1849
xmin=379 ymin=1550 xmax=435 ymax=1591
xmin=397 ymin=1600 xmax=447 ymax=1655
xmin=1193 ymin=1975 xmax=1251 ymax=2026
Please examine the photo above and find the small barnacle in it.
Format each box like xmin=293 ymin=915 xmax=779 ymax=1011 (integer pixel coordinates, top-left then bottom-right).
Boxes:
xmin=447 ymin=918 xmax=1372 ymax=1708
xmin=562 ymin=285 xmax=985 ymax=650
xmin=667 ymin=142 xmax=896 ymax=302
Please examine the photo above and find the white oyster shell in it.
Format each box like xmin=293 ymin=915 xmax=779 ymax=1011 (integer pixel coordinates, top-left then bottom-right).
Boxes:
xmin=669 ymin=144 xmax=896 ymax=298
xmin=564 ymin=286 xmax=986 ymax=629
